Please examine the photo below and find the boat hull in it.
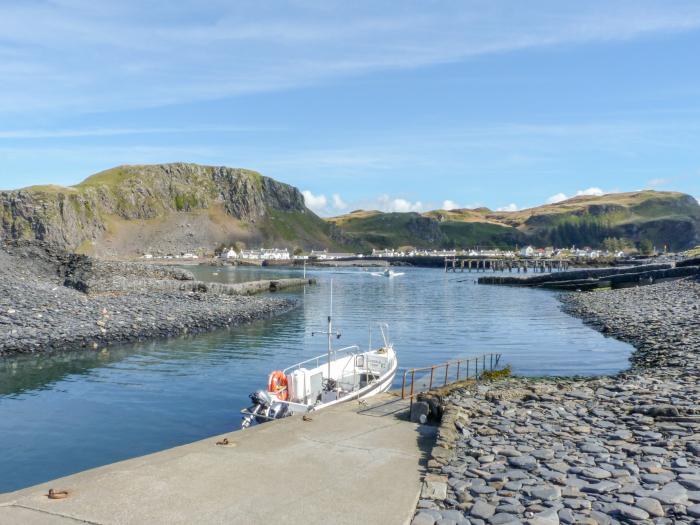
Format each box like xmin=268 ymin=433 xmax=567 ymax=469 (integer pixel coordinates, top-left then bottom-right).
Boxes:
xmin=311 ymin=356 xmax=397 ymax=412
xmin=241 ymin=350 xmax=398 ymax=427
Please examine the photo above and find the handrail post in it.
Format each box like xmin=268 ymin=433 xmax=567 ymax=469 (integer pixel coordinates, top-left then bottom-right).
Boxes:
xmin=456 ymin=361 xmax=460 ymax=381
xmin=429 ymin=367 xmax=435 ymax=391
xmin=401 ymin=371 xmax=407 ymax=399
xmin=490 ymin=353 xmax=493 ymax=371
xmin=410 ymin=369 xmax=415 ymax=407
xmin=444 ymin=363 xmax=449 ymax=386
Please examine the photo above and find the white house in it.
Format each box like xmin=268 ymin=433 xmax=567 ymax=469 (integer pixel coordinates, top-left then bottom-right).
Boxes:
xmin=371 ymin=248 xmax=398 ymax=257
xmin=310 ymin=250 xmax=355 ymax=260
xmin=221 ymin=248 xmax=237 ymax=259
xmin=261 ymin=248 xmax=290 ymax=260
xmin=238 ymin=248 xmax=290 ymax=261
xmin=520 ymin=246 xmax=535 ymax=257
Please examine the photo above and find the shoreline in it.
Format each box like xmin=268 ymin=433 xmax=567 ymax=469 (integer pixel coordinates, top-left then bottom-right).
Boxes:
xmin=559 ymin=277 xmax=700 ymax=372
xmin=413 ymin=277 xmax=700 ymax=525
xmin=0 ymin=242 xmax=299 ymax=357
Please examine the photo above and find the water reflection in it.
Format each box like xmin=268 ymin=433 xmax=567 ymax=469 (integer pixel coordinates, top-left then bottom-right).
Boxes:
xmin=0 ymin=266 xmax=633 ymax=492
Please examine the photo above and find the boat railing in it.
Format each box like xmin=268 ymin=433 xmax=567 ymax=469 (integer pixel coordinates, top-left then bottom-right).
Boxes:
xmin=283 ymin=345 xmax=361 ymax=375
xmin=400 ymin=352 xmax=502 ymax=404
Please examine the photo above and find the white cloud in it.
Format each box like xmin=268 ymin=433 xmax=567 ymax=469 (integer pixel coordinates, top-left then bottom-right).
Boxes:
xmin=576 ymin=187 xmax=605 ymax=197
xmin=442 ymin=200 xmax=460 ymax=210
xmin=374 ymin=195 xmax=424 ymax=213
xmin=2 ymin=2 xmax=700 ymax=116
xmin=545 ymin=187 xmax=606 ymax=205
xmin=302 ymin=190 xmax=349 ymax=215
xmin=546 ymin=192 xmax=568 ymax=204
xmin=302 ymin=190 xmax=327 ymax=212
xmin=496 ymin=203 xmax=519 ymax=212
xmin=332 ymin=193 xmax=347 ymax=211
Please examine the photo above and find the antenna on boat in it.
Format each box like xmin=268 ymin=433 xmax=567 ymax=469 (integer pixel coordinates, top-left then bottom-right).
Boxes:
xmin=328 ymin=279 xmax=333 ymax=380
xmin=311 ymin=279 xmax=341 ymax=384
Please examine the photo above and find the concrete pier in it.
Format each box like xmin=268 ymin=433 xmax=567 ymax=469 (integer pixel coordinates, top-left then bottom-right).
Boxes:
xmin=0 ymin=394 xmax=434 ymax=525
xmin=444 ymin=257 xmax=570 ymax=273
xmin=111 ymin=277 xmax=316 ymax=295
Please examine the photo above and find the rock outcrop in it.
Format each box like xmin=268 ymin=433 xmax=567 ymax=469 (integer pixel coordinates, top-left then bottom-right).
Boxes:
xmin=0 ymin=163 xmax=336 ymax=256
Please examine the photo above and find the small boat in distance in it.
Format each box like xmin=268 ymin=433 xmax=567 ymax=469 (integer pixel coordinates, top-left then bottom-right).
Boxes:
xmin=371 ymin=268 xmax=405 ymax=278
xmin=241 ymin=286 xmax=398 ymax=428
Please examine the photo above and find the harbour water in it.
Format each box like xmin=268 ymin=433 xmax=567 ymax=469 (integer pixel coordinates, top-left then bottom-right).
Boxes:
xmin=0 ymin=266 xmax=633 ymax=493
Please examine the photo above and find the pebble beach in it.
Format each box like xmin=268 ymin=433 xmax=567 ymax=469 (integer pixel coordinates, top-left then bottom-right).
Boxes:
xmin=413 ymin=277 xmax=700 ymax=525
xmin=0 ymin=242 xmax=296 ymax=356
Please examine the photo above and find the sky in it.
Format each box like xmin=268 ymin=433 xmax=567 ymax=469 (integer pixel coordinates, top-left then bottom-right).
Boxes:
xmin=0 ymin=0 xmax=699 ymax=215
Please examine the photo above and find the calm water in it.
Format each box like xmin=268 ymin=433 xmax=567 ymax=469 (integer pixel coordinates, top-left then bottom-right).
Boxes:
xmin=0 ymin=266 xmax=633 ymax=492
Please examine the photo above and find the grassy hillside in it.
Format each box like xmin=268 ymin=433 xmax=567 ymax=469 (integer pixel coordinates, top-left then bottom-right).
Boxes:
xmin=330 ymin=191 xmax=700 ymax=250
xmin=2 ymin=163 xmax=342 ymax=256
xmin=4 ymin=167 xmax=698 ymax=255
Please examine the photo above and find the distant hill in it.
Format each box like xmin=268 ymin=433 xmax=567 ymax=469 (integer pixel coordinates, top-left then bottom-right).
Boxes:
xmin=329 ymin=191 xmax=700 ymax=251
xmin=2 ymin=165 xmax=698 ymax=256
xmin=0 ymin=163 xmax=346 ymax=257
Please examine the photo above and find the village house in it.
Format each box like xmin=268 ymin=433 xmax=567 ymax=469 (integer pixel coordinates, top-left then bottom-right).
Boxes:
xmin=371 ymin=248 xmax=399 ymax=257
xmin=519 ymin=245 xmax=535 ymax=257
xmin=310 ymin=250 xmax=357 ymax=260
xmin=237 ymin=248 xmax=291 ymax=261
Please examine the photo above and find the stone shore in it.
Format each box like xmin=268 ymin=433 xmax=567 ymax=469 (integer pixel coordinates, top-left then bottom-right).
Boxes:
xmin=0 ymin=242 xmax=296 ymax=356
xmin=413 ymin=277 xmax=700 ymax=525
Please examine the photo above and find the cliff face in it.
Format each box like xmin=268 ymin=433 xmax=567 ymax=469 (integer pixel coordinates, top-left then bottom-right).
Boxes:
xmin=0 ymin=163 xmax=327 ymax=255
xmin=0 ymin=189 xmax=105 ymax=249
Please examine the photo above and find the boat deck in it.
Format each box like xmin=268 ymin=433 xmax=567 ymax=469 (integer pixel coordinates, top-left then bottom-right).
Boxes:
xmin=0 ymin=394 xmax=436 ymax=525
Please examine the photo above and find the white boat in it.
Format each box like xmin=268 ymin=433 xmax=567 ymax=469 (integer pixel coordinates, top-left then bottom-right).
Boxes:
xmin=241 ymin=292 xmax=398 ymax=428
xmin=371 ymin=268 xmax=405 ymax=278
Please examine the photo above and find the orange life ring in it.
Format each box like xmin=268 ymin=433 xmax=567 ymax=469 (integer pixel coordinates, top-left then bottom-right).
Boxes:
xmin=268 ymin=370 xmax=289 ymax=401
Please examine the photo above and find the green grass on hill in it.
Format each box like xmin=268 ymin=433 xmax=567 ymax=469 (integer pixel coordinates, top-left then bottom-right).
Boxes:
xmin=261 ymin=209 xmax=350 ymax=250
xmin=439 ymin=221 xmax=525 ymax=248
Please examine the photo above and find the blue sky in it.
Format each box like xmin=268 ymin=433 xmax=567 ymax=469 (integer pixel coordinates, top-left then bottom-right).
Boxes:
xmin=0 ymin=0 xmax=699 ymax=215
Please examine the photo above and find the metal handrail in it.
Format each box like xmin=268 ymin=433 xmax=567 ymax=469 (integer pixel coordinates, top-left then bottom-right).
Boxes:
xmin=283 ymin=345 xmax=361 ymax=375
xmin=401 ymin=352 xmax=502 ymax=402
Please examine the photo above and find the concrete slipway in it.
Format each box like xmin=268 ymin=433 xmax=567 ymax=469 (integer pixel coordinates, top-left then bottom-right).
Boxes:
xmin=0 ymin=394 xmax=435 ymax=525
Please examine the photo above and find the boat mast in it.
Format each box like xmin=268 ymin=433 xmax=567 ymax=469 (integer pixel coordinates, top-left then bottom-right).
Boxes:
xmin=327 ymin=281 xmax=333 ymax=380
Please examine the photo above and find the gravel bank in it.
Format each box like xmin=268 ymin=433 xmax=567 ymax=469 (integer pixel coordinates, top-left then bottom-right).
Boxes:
xmin=560 ymin=278 xmax=700 ymax=371
xmin=0 ymin=242 xmax=296 ymax=356
xmin=413 ymin=278 xmax=700 ymax=525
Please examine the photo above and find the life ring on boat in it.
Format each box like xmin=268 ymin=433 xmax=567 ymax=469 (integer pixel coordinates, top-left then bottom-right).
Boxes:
xmin=268 ymin=370 xmax=289 ymax=401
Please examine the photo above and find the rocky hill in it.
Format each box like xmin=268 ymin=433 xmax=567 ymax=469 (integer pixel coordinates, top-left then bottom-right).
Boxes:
xmin=0 ymin=163 xmax=343 ymax=257
xmin=329 ymin=191 xmax=700 ymax=251
xmin=2 ymin=166 xmax=698 ymax=256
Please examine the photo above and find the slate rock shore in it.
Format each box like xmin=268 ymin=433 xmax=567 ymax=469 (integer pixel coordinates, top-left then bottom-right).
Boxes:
xmin=0 ymin=242 xmax=295 ymax=356
xmin=413 ymin=277 xmax=700 ymax=525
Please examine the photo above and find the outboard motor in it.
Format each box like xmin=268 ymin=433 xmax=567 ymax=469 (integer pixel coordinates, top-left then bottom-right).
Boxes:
xmin=241 ymin=390 xmax=289 ymax=428
xmin=241 ymin=390 xmax=271 ymax=429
